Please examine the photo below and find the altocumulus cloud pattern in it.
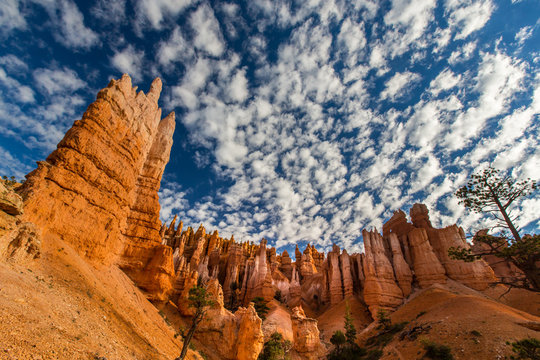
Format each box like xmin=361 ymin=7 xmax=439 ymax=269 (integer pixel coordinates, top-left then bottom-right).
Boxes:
xmin=0 ymin=0 xmax=539 ymax=255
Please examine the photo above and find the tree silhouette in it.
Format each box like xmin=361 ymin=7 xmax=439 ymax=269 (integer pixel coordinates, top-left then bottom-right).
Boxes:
xmin=176 ymin=286 xmax=215 ymax=360
xmin=449 ymin=167 xmax=539 ymax=292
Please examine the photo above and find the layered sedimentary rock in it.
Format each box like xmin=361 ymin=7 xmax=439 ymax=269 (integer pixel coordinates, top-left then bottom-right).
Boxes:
xmin=165 ymin=202 xmax=498 ymax=324
xmin=19 ymin=74 xmax=175 ymax=300
xmin=325 ymin=245 xmax=345 ymax=305
xmin=290 ymin=306 xmax=326 ymax=359
xmin=388 ymin=233 xmax=412 ymax=297
xmin=362 ymin=230 xmax=404 ymax=316
xmin=194 ymin=279 xmax=264 ymax=360
xmin=0 ymin=182 xmax=24 ymax=240
xmin=407 ymin=227 xmax=448 ymax=288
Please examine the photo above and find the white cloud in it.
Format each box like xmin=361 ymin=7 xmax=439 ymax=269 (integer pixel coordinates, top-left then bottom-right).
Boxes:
xmin=0 ymin=68 xmax=35 ymax=103
xmin=33 ymin=67 xmax=86 ymax=95
xmin=157 ymin=27 xmax=194 ymax=68
xmin=445 ymin=0 xmax=494 ymax=39
xmin=136 ymin=0 xmax=193 ymax=29
xmin=448 ymin=41 xmax=477 ymax=65
xmin=0 ymin=0 xmax=26 ymax=34
xmin=111 ymin=45 xmax=144 ymax=80
xmin=515 ymin=26 xmax=533 ymax=45
xmin=429 ymin=68 xmax=461 ymax=96
xmin=382 ymin=0 xmax=437 ymax=57
xmin=381 ymin=71 xmax=421 ymax=101
xmin=445 ymin=51 xmax=525 ymax=150
xmin=228 ymin=69 xmax=249 ymax=102
xmin=190 ymin=4 xmax=225 ymax=57
xmin=91 ymin=0 xmax=126 ymax=25
xmin=52 ymin=0 xmax=99 ymax=49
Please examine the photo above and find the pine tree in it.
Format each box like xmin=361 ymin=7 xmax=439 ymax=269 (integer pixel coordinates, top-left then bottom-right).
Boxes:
xmin=344 ymin=302 xmax=357 ymax=345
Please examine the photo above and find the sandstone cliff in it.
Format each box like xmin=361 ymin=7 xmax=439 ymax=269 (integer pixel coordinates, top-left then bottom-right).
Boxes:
xmin=18 ymin=74 xmax=176 ymax=300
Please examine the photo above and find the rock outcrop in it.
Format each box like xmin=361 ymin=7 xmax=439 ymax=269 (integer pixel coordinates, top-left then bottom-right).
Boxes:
xmin=290 ymin=306 xmax=326 ymax=359
xmin=0 ymin=182 xmax=41 ymax=262
xmin=194 ymin=279 xmax=264 ymax=360
xmin=0 ymin=181 xmax=23 ymax=236
xmin=362 ymin=229 xmax=404 ymax=316
xmin=471 ymin=230 xmax=524 ymax=285
xmin=164 ymin=202 xmax=498 ymax=322
xmin=407 ymin=227 xmax=448 ymax=288
xmin=19 ymin=74 xmax=176 ymax=300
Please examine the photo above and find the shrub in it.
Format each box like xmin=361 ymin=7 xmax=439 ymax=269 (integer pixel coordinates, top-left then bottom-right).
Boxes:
xmin=421 ymin=339 xmax=454 ymax=360
xmin=258 ymin=332 xmax=291 ymax=360
xmin=274 ymin=290 xmax=283 ymax=303
xmin=508 ymin=338 xmax=540 ymax=360
xmin=365 ymin=349 xmax=383 ymax=360
xmin=376 ymin=309 xmax=391 ymax=330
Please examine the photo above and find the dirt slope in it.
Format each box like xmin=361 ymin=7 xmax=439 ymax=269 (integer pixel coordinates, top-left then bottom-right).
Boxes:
xmin=316 ymin=295 xmax=373 ymax=344
xmin=359 ymin=282 xmax=540 ymax=360
xmin=0 ymin=234 xmax=202 ymax=360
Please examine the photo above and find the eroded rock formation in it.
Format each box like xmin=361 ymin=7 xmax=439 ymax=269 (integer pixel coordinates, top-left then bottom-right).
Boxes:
xmin=164 ymin=202 xmax=497 ymax=321
xmin=194 ymin=278 xmax=264 ymax=360
xmin=18 ymin=74 xmax=175 ymax=300
xmin=290 ymin=306 xmax=326 ymax=359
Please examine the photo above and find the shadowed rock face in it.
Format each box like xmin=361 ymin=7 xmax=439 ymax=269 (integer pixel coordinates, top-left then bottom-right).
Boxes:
xmin=19 ymin=74 xmax=176 ymax=300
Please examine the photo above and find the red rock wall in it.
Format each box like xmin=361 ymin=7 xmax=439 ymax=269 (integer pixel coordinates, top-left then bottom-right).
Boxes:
xmin=20 ymin=74 xmax=175 ymax=300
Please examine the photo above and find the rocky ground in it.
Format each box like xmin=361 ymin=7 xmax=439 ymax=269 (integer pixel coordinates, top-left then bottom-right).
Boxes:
xmin=0 ymin=234 xmax=202 ymax=360
xmin=357 ymin=281 xmax=540 ymax=360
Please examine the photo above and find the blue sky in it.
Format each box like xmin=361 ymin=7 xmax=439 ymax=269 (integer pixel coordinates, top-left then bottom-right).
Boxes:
xmin=1 ymin=0 xmax=539 ymax=255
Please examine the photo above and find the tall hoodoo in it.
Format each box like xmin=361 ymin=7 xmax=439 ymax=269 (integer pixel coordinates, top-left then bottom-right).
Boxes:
xmin=19 ymin=74 xmax=176 ymax=300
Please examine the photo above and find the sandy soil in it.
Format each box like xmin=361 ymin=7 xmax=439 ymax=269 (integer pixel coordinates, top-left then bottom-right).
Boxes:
xmin=316 ymin=295 xmax=373 ymax=345
xmin=359 ymin=281 xmax=540 ymax=360
xmin=0 ymin=234 xmax=202 ymax=360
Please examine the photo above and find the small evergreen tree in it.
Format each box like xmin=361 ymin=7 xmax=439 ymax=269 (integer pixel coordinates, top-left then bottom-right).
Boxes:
xmin=252 ymin=296 xmax=270 ymax=320
xmin=330 ymin=330 xmax=346 ymax=354
xmin=344 ymin=303 xmax=357 ymax=345
xmin=376 ymin=309 xmax=391 ymax=330
xmin=176 ymin=286 xmax=215 ymax=360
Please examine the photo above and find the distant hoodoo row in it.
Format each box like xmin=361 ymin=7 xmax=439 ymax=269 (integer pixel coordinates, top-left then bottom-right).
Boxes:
xmin=162 ymin=203 xmax=498 ymax=317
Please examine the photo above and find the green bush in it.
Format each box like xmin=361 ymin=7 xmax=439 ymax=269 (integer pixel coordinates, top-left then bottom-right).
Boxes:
xmin=376 ymin=309 xmax=391 ymax=330
xmin=274 ymin=290 xmax=283 ymax=303
xmin=508 ymin=338 xmax=540 ymax=360
xmin=365 ymin=349 xmax=383 ymax=360
xmin=421 ymin=339 xmax=454 ymax=360
xmin=258 ymin=332 xmax=291 ymax=360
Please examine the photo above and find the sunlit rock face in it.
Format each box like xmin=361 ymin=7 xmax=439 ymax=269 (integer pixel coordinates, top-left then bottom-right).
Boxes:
xmin=0 ymin=182 xmax=41 ymax=262
xmin=165 ymin=202 xmax=497 ymax=318
xmin=290 ymin=306 xmax=326 ymax=359
xmin=18 ymin=74 xmax=176 ymax=300
xmin=194 ymin=278 xmax=264 ymax=360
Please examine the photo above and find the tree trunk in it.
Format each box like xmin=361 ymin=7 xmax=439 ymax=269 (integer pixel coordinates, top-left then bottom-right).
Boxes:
xmin=177 ymin=316 xmax=200 ymax=360
xmin=489 ymin=185 xmax=521 ymax=242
